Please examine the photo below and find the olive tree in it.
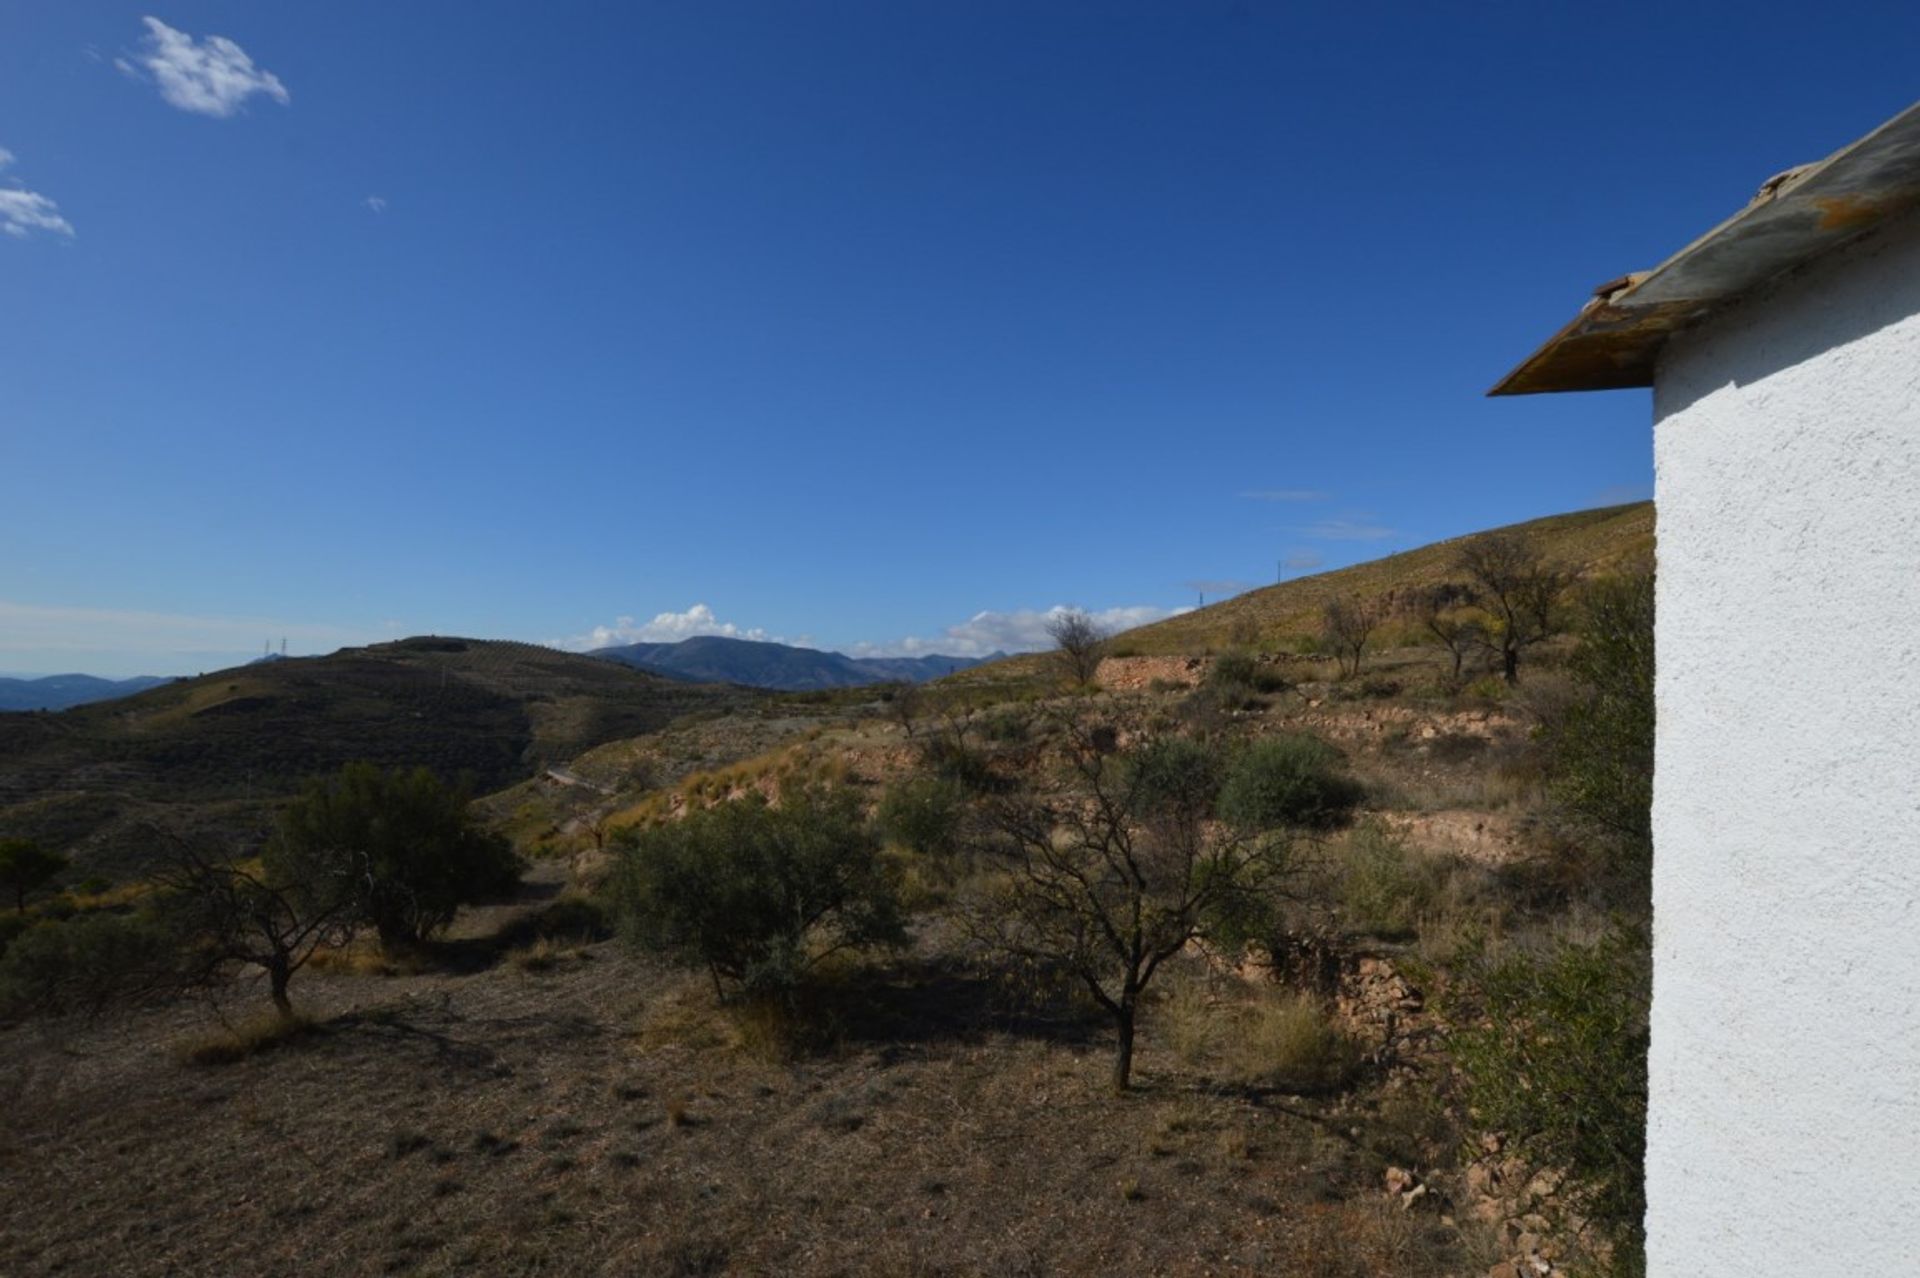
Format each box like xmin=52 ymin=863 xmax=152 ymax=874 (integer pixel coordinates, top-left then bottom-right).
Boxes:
xmin=0 ymin=839 xmax=69 ymax=914
xmin=266 ymin=762 xmax=522 ymax=954
xmin=610 ymin=786 xmax=906 ymax=1000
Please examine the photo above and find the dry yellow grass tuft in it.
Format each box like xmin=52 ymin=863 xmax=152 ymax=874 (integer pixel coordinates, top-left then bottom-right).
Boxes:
xmin=173 ymin=1011 xmax=315 ymax=1066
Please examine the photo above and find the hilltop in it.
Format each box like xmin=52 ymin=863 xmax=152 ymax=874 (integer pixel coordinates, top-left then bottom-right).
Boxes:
xmin=0 ymin=637 xmax=758 ymax=875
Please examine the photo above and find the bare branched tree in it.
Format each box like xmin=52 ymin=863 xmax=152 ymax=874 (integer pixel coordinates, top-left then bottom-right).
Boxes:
xmin=1046 ymin=609 xmax=1109 ymax=688
xmin=156 ymin=838 xmax=358 ymax=1018
xmin=1455 ymin=533 xmax=1576 ymax=684
xmin=970 ymin=721 xmax=1295 ymax=1091
xmin=1404 ymin=583 xmax=1488 ymax=686
xmin=884 ymin=681 xmax=924 ymax=739
xmin=1320 ymin=595 xmax=1383 ymax=680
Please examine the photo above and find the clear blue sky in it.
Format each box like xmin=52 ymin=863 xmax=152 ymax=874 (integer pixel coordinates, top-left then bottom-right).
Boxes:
xmin=4 ymin=3 xmax=1917 ymax=675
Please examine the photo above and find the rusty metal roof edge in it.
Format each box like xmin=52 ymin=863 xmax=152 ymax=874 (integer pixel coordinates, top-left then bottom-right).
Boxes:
xmin=1490 ymin=99 xmax=1920 ymax=397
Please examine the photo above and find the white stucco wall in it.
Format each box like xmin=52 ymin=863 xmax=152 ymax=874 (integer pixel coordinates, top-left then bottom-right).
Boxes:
xmin=1650 ymin=214 xmax=1920 ymax=1273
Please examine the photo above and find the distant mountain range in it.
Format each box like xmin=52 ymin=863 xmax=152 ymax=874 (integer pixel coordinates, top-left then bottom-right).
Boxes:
xmin=0 ymin=673 xmax=172 ymax=712
xmin=589 ymin=635 xmax=1000 ymax=690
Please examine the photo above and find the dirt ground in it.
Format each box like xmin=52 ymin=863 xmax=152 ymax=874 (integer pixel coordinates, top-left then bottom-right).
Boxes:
xmin=0 ymin=881 xmax=1467 ymax=1277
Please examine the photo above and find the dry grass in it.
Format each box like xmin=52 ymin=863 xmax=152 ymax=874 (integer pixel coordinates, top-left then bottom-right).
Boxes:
xmin=306 ymin=940 xmax=417 ymax=977
xmin=1228 ymin=992 xmax=1361 ymax=1093
xmin=3 ymin=928 xmax=1482 ymax=1277
xmin=1154 ymin=973 xmax=1360 ymax=1096
xmin=506 ymin=935 xmax=591 ymax=973
xmin=172 ymin=1010 xmax=316 ymax=1066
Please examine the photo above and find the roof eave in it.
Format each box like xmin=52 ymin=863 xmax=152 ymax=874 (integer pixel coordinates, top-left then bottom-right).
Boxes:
xmin=1491 ymin=99 xmax=1920 ymax=397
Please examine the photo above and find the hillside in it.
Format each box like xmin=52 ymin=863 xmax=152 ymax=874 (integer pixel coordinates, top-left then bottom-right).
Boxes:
xmin=1130 ymin=502 xmax=1652 ymax=655
xmin=0 ymin=674 xmax=172 ymax=712
xmin=950 ymin=503 xmax=1652 ymax=688
xmin=0 ymin=637 xmax=757 ymax=875
xmin=592 ymin=635 xmax=996 ymax=690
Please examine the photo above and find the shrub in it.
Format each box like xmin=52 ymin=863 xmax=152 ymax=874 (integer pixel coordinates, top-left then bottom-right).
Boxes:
xmin=1209 ymin=651 xmax=1259 ymax=691
xmin=1335 ymin=821 xmax=1444 ymax=939
xmin=266 ymin=762 xmax=523 ymax=953
xmin=1227 ymin=992 xmax=1359 ymax=1094
xmin=1123 ymin=736 xmax=1223 ymax=823
xmin=978 ymin=708 xmax=1032 ymax=744
xmin=1208 ymin=652 xmax=1291 ymax=697
xmin=1451 ymin=927 xmax=1649 ymax=1271
xmin=0 ymin=912 xmax=173 ymax=1019
xmin=1546 ymin=570 xmax=1654 ymax=903
xmin=876 ymin=775 xmax=970 ymax=859
xmin=1217 ymin=734 xmax=1363 ymax=832
xmin=0 ymin=838 xmax=69 ymax=913
xmin=609 ymin=787 xmax=907 ymax=999
xmin=916 ymin=731 xmax=999 ymax=795
xmin=0 ymin=911 xmax=28 ymax=959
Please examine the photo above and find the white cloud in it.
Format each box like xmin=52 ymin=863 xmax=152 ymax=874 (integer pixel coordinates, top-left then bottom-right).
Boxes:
xmin=0 ymin=149 xmax=76 ymax=240
xmin=848 ymin=603 xmax=1190 ymax=660
xmin=364 ymin=195 xmax=388 ymax=213
xmin=1239 ymin=489 xmax=1328 ymax=503
xmin=1281 ymin=550 xmax=1325 ymax=573
xmin=562 ymin=604 xmax=772 ymax=651
xmin=129 ymin=17 xmax=289 ymax=118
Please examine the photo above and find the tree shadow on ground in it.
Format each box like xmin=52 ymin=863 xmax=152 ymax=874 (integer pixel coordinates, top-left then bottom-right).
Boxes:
xmin=320 ymin=996 xmax=606 ymax=1079
xmin=780 ymin=955 xmax=1106 ymax=1057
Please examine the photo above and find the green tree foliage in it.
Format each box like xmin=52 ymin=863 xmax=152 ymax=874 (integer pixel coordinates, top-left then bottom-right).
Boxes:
xmin=1216 ymin=734 xmax=1363 ymax=832
xmin=0 ymin=912 xmax=173 ymax=1019
xmin=876 ymin=775 xmax=970 ymax=859
xmin=609 ymin=787 xmax=907 ymax=999
xmin=1123 ymin=735 xmax=1223 ymax=823
xmin=1548 ymin=571 xmax=1655 ymax=896
xmin=975 ymin=723 xmax=1295 ymax=1091
xmin=1452 ymin=929 xmax=1650 ymax=1274
xmin=266 ymin=762 xmax=522 ymax=953
xmin=0 ymin=838 xmax=70 ymax=914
